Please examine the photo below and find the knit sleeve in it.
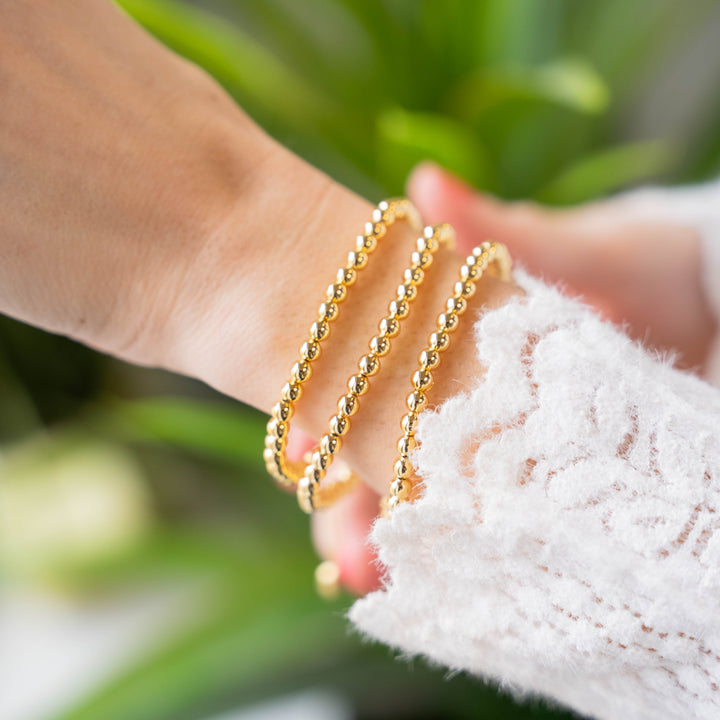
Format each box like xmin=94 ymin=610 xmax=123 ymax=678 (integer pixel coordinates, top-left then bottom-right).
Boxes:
xmin=349 ymin=271 xmax=720 ymax=720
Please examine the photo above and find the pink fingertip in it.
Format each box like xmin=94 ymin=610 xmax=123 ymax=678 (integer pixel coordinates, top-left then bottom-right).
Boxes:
xmin=338 ymin=540 xmax=383 ymax=596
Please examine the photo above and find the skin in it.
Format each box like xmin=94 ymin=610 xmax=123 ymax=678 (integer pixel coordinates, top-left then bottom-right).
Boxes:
xmin=408 ymin=163 xmax=717 ymax=373
xmin=316 ymin=165 xmax=718 ymax=594
xmin=0 ymin=1 xmax=517 ymax=590
xmin=2 ymin=2 xmax=714 ymax=594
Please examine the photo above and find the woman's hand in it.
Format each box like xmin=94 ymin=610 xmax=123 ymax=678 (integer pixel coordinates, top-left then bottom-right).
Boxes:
xmin=408 ymin=163 xmax=717 ymax=372
xmin=2 ymin=3 xmax=520 ymax=595
xmin=318 ymin=162 xmax=720 ymax=596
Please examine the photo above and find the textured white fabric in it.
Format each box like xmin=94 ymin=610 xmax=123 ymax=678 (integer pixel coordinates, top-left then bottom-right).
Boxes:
xmin=350 ymin=271 xmax=720 ymax=720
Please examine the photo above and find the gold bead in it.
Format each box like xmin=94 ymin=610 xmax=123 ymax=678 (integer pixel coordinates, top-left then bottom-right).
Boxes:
xmin=315 ymin=560 xmax=341 ymax=600
xmin=326 ymin=283 xmax=347 ymax=302
xmin=389 ymin=299 xmax=409 ymax=319
xmin=429 ymin=331 xmax=449 ymax=351
xmin=291 ymin=361 xmax=312 ymax=383
xmin=412 ymin=369 xmax=434 ymax=391
xmin=337 ymin=266 xmax=357 ymax=286
xmin=318 ymin=301 xmax=338 ymax=321
xmin=397 ymin=435 xmax=416 ymax=455
xmin=446 ymin=296 xmax=467 ymax=314
xmin=329 ymin=414 xmax=349 ymax=436
xmin=396 ymin=283 xmax=417 ymax=302
xmin=407 ymin=390 xmax=427 ymax=412
xmin=394 ymin=457 xmax=412 ymax=479
xmin=455 ymin=280 xmax=475 ymax=298
xmin=391 ymin=477 xmax=412 ymax=501
xmin=370 ymin=335 xmax=390 ymax=356
xmin=405 ymin=266 xmax=424 ymax=285
xmin=348 ymin=373 xmax=369 ymax=395
xmin=436 ymin=223 xmax=456 ymax=248
xmin=311 ymin=450 xmax=329 ymax=472
xmin=405 ymin=203 xmax=423 ymax=229
xmin=348 ymin=250 xmax=368 ymax=269
xmin=401 ymin=412 xmax=418 ymax=434
xmin=386 ymin=494 xmax=400 ymax=513
xmin=297 ymin=476 xmax=314 ymax=514
xmin=338 ymin=393 xmax=359 ymax=416
xmin=412 ymin=250 xmax=433 ymax=269
xmin=273 ymin=401 xmax=293 ymax=422
xmin=310 ymin=320 xmax=330 ymax=341
xmin=365 ymin=220 xmax=386 ymax=239
xmin=480 ymin=241 xmax=493 ymax=253
xmin=419 ymin=349 xmax=440 ymax=370
xmin=425 ymin=235 xmax=440 ymax=253
xmin=320 ymin=433 xmax=341 ymax=455
xmin=305 ymin=464 xmax=322 ymax=483
xmin=379 ymin=317 xmax=400 ymax=337
xmin=360 ymin=227 xmax=378 ymax=247
xmin=300 ymin=340 xmax=321 ymax=362
xmin=438 ymin=312 xmax=459 ymax=332
xmin=359 ymin=353 xmax=380 ymax=376
xmin=355 ymin=233 xmax=374 ymax=253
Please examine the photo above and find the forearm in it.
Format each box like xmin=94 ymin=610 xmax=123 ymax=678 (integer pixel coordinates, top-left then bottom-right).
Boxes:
xmin=0 ymin=0 xmax=518 ymax=495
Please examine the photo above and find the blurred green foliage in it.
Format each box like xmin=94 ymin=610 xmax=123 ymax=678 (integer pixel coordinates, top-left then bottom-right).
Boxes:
xmin=2 ymin=1 xmax=720 ymax=718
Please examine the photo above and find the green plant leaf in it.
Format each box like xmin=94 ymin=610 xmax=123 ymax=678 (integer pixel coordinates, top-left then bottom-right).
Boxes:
xmin=377 ymin=108 xmax=491 ymax=193
xmin=116 ymin=0 xmax=336 ymax=134
xmin=474 ymin=0 xmax=558 ymax=65
xmin=97 ymin=397 xmax=266 ymax=470
xmin=537 ymin=140 xmax=675 ymax=204
xmin=48 ymin=597 xmax=347 ymax=720
xmin=449 ymin=58 xmax=610 ymax=121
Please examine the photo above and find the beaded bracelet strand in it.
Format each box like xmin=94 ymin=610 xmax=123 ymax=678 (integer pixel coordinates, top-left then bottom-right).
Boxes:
xmin=297 ymin=223 xmax=455 ymax=513
xmin=384 ymin=241 xmax=512 ymax=517
xmin=264 ymin=199 xmax=421 ymax=488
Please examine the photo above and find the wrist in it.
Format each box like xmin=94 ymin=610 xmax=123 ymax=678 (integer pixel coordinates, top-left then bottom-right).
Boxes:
xmin=159 ymin=146 xmax=520 ymax=493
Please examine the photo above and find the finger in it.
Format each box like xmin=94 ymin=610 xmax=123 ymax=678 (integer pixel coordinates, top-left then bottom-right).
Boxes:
xmin=312 ymin=481 xmax=383 ymax=596
xmin=407 ymin=162 xmax=513 ymax=251
xmin=407 ymin=162 xmax=591 ymax=280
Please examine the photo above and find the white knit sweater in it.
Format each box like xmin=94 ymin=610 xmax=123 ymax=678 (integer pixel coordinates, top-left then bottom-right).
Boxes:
xmin=350 ymin=186 xmax=720 ymax=720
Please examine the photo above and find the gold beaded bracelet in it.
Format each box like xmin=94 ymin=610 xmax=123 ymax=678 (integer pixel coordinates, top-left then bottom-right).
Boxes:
xmin=264 ymin=199 xmax=421 ymax=488
xmin=384 ymin=241 xmax=512 ymax=517
xmin=297 ymin=223 xmax=456 ymax=514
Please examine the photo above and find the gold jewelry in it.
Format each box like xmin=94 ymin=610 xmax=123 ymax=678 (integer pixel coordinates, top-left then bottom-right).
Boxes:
xmin=297 ymin=224 xmax=456 ymax=513
xmin=264 ymin=199 xmax=421 ymax=488
xmin=384 ymin=241 xmax=512 ymax=517
xmin=314 ymin=559 xmax=341 ymax=600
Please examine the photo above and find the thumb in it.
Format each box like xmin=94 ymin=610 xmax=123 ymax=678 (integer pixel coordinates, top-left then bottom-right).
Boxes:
xmin=407 ymin=162 xmax=511 ymax=254
xmin=407 ymin=163 xmax=579 ymax=278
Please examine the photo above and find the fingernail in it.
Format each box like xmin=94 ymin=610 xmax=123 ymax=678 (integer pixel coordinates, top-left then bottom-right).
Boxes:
xmin=407 ymin=161 xmax=440 ymax=200
xmin=408 ymin=162 xmax=476 ymax=204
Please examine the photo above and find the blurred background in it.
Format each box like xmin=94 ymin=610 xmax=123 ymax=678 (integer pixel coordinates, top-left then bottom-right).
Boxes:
xmin=3 ymin=1 xmax=720 ymax=718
